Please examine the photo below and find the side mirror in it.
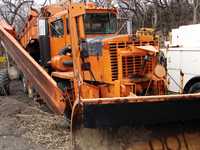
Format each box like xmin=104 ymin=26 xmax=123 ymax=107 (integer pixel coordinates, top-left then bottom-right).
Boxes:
xmin=38 ymin=19 xmax=46 ymax=36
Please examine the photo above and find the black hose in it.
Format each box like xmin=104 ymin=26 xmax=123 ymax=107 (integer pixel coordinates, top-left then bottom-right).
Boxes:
xmin=63 ymin=61 xmax=73 ymax=67
xmin=59 ymin=46 xmax=72 ymax=55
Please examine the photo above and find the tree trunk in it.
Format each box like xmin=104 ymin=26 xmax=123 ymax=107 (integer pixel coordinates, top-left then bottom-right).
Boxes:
xmin=153 ymin=0 xmax=158 ymax=30
xmin=193 ymin=0 xmax=198 ymax=24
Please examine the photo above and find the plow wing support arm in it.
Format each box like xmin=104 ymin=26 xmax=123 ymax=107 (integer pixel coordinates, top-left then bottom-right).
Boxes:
xmin=0 ymin=26 xmax=66 ymax=116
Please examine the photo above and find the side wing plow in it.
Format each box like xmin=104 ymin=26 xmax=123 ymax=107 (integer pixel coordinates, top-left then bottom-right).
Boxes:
xmin=0 ymin=25 xmax=66 ymax=115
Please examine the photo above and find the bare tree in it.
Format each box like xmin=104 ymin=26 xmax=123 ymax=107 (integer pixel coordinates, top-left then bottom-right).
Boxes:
xmin=0 ymin=0 xmax=196 ymax=37
xmin=193 ymin=0 xmax=200 ymax=24
xmin=0 ymin=0 xmax=33 ymax=25
xmin=0 ymin=0 xmax=33 ymax=34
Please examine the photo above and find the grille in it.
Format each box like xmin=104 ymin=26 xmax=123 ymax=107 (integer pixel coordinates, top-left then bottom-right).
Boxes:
xmin=109 ymin=43 xmax=118 ymax=80
xmin=109 ymin=41 xmax=154 ymax=81
xmin=122 ymin=55 xmax=153 ymax=77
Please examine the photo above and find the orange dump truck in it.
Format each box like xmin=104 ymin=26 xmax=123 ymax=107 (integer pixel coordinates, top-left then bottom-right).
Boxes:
xmin=1 ymin=1 xmax=200 ymax=149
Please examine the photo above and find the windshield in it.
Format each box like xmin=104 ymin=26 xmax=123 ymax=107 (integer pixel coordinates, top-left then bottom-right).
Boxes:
xmin=84 ymin=13 xmax=117 ymax=34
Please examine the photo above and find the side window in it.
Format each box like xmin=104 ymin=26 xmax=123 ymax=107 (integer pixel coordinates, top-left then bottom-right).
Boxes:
xmin=109 ymin=13 xmax=117 ymax=33
xmin=50 ymin=19 xmax=64 ymax=37
xmin=66 ymin=18 xmax=70 ymax=35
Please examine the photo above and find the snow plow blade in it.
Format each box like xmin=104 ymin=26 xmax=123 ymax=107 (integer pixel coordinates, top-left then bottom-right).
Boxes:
xmin=82 ymin=94 xmax=200 ymax=128
xmin=72 ymin=94 xmax=200 ymax=149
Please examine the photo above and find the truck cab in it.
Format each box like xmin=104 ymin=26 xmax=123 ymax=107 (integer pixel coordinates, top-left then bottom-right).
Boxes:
xmin=48 ymin=8 xmax=117 ymax=58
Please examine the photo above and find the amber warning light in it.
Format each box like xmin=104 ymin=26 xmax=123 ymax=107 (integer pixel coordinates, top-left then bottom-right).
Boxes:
xmin=103 ymin=43 xmax=110 ymax=50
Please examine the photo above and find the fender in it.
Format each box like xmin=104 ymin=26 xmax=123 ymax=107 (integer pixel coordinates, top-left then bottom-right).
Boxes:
xmin=184 ymin=75 xmax=200 ymax=93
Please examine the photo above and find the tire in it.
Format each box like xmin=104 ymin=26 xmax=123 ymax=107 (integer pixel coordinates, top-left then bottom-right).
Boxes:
xmin=0 ymin=69 xmax=10 ymax=96
xmin=56 ymin=79 xmax=71 ymax=128
xmin=22 ymin=73 xmax=28 ymax=93
xmin=17 ymin=68 xmax=23 ymax=80
xmin=57 ymin=80 xmax=71 ymax=91
xmin=38 ymin=36 xmax=51 ymax=66
xmin=27 ymin=80 xmax=35 ymax=99
xmin=188 ymin=82 xmax=200 ymax=93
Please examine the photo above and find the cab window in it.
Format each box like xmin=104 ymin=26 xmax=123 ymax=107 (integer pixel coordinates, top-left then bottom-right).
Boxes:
xmin=50 ymin=19 xmax=64 ymax=37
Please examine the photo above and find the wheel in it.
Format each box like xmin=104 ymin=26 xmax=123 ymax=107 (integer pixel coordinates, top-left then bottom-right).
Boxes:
xmin=22 ymin=73 xmax=28 ymax=93
xmin=188 ymin=82 xmax=200 ymax=93
xmin=0 ymin=69 xmax=10 ymax=95
xmin=56 ymin=79 xmax=72 ymax=128
xmin=27 ymin=80 xmax=35 ymax=99
xmin=17 ymin=68 xmax=23 ymax=80
xmin=57 ymin=79 xmax=71 ymax=91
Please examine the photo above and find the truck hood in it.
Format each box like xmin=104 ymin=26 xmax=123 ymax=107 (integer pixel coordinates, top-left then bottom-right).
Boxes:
xmin=86 ymin=35 xmax=119 ymax=56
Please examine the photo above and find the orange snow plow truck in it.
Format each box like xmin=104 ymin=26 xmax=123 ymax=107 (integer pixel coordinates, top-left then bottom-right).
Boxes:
xmin=1 ymin=0 xmax=200 ymax=149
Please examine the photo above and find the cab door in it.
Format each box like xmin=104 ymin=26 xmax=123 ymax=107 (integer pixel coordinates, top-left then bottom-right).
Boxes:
xmin=49 ymin=17 xmax=66 ymax=58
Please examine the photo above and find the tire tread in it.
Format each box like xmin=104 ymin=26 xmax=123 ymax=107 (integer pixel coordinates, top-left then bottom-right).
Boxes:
xmin=0 ymin=69 xmax=10 ymax=95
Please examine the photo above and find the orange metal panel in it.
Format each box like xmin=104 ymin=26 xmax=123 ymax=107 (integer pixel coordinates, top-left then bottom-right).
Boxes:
xmin=117 ymin=48 xmax=123 ymax=80
xmin=78 ymin=16 xmax=85 ymax=39
xmin=67 ymin=2 xmax=86 ymax=101
xmin=44 ymin=0 xmax=67 ymax=9
xmin=70 ymin=3 xmax=85 ymax=17
xmin=0 ymin=20 xmax=18 ymax=40
xmin=51 ymin=71 xmax=74 ymax=79
xmin=51 ymin=55 xmax=73 ymax=71
xmin=50 ymin=37 xmax=66 ymax=58
xmin=102 ymin=49 xmax=113 ymax=83
xmin=114 ymin=80 xmax=120 ymax=97
xmin=135 ymin=45 xmax=159 ymax=52
xmin=81 ymin=82 xmax=99 ymax=99
xmin=82 ymin=56 xmax=104 ymax=82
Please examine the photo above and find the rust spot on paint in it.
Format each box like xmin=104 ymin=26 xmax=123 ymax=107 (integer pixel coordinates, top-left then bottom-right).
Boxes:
xmin=98 ymin=100 xmax=102 ymax=104
xmin=123 ymin=99 xmax=128 ymax=103
xmin=114 ymin=99 xmax=122 ymax=104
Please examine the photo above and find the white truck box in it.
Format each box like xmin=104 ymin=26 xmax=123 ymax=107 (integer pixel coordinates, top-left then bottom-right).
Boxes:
xmin=167 ymin=47 xmax=200 ymax=93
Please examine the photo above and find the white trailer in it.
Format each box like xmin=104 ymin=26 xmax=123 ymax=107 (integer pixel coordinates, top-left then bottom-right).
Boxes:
xmin=167 ymin=24 xmax=200 ymax=93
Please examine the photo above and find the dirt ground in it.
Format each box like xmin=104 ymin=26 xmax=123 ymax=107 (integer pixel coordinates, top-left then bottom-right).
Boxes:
xmin=2 ymin=80 xmax=200 ymax=150
xmin=0 ymin=80 xmax=71 ymax=150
